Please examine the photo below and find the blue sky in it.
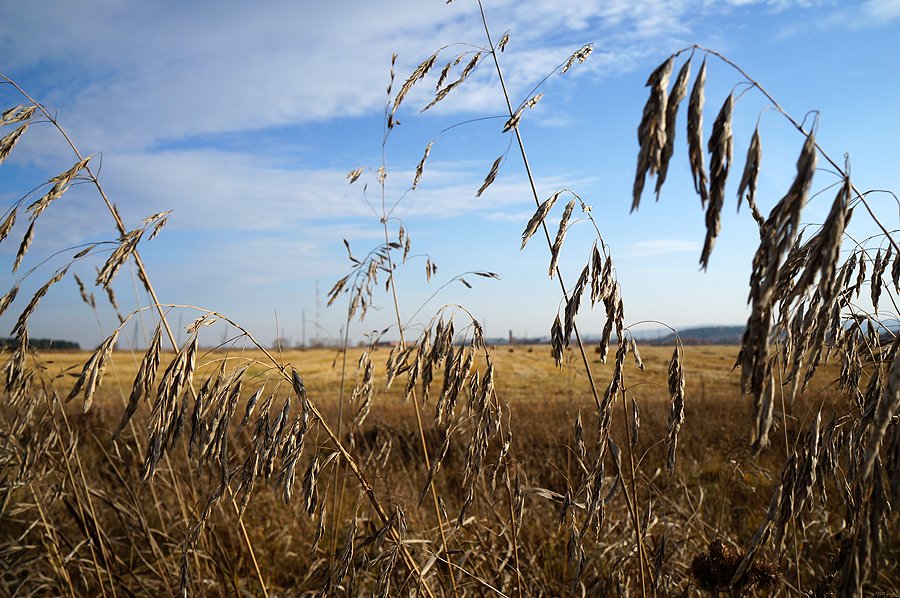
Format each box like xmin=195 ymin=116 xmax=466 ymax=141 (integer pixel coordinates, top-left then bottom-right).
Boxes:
xmin=1 ymin=0 xmax=899 ymax=349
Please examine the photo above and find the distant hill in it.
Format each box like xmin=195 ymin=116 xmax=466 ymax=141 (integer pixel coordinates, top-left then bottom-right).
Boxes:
xmin=0 ymin=338 xmax=81 ymax=350
xmin=645 ymin=325 xmax=743 ymax=346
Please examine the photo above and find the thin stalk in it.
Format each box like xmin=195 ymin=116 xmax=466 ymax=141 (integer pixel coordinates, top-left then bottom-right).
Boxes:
xmin=376 ymin=61 xmax=460 ymax=596
xmin=47 ymin=398 xmax=112 ymax=598
xmin=90 ymin=436 xmax=173 ymax=592
xmin=475 ymin=2 xmax=649 ymax=593
xmin=305 ymin=374 xmax=437 ymax=597
xmin=498 ymin=422 xmax=523 ymax=598
xmin=775 ymin=353 xmax=803 ymax=593
xmin=225 ymin=486 xmax=267 ymax=593
xmin=329 ymin=311 xmax=354 ymax=564
xmin=27 ymin=483 xmax=77 ymax=598
xmin=380 ymin=191 xmax=460 ymax=598
xmin=619 ymin=386 xmax=650 ymax=595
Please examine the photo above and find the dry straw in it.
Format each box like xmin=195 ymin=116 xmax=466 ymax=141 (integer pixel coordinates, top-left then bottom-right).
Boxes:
xmin=2 ymin=8 xmax=899 ymax=597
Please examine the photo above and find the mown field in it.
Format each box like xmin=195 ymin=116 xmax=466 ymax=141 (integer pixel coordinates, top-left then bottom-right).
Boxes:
xmin=4 ymin=341 xmax=878 ymax=597
xmin=41 ymin=343 xmax=747 ymax=405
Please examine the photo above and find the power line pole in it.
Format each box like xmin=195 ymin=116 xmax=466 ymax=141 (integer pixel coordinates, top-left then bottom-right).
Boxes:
xmin=315 ymin=280 xmax=321 ymax=345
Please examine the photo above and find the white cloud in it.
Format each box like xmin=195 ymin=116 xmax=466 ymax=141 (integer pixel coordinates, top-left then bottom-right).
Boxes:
xmin=87 ymin=148 xmax=579 ymax=231
xmin=0 ymin=0 xmax=833 ymax=155
xmin=771 ymin=0 xmax=898 ymax=34
xmin=2 ymin=1 xmax=472 ymax=149
xmin=865 ymin=0 xmax=900 ymax=18
xmin=623 ymin=238 xmax=699 ymax=257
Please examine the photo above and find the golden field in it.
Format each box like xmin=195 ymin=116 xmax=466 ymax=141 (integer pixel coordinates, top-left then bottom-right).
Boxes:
xmin=2 ymin=341 xmax=865 ymax=596
xmin=40 ymin=343 xmax=756 ymax=407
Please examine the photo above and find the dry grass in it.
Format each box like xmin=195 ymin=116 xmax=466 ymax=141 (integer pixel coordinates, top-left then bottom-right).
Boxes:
xmin=4 ymin=343 xmax=875 ymax=596
xmin=35 ymin=344 xmax=772 ymax=410
xmin=2 ymin=3 xmax=900 ymax=596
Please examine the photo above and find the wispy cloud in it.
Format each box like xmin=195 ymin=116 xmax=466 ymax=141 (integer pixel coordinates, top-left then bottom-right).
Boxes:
xmin=623 ymin=238 xmax=699 ymax=258
xmin=83 ymin=144 xmax=589 ymax=231
xmin=772 ymin=0 xmax=899 ymax=36
xmin=864 ymin=0 xmax=900 ymax=19
xmin=0 ymin=0 xmax=836 ymax=156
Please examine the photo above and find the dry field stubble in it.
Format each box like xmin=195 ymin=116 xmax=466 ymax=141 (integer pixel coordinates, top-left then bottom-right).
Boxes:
xmin=11 ymin=342 xmax=860 ymax=595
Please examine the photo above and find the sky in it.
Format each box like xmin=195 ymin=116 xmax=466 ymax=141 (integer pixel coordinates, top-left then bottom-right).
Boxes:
xmin=1 ymin=0 xmax=899 ymax=350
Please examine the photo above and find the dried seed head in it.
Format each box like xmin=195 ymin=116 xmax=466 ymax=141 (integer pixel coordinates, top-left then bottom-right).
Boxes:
xmin=632 ymin=56 xmax=674 ymax=211
xmin=548 ymin=199 xmax=576 ymax=278
xmin=0 ymin=286 xmax=19 ymax=318
xmin=148 ymin=216 xmax=169 ymax=241
xmin=70 ymin=327 xmax=121 ymax=413
xmin=574 ymin=410 xmax=586 ymax=462
xmin=590 ymin=243 xmax=604 ymax=304
xmin=561 ymin=44 xmax=592 ymax=74
xmin=737 ymin=126 xmax=762 ymax=212
xmin=104 ymin=284 xmax=124 ymax=324
xmin=392 ymin=52 xmax=438 ymax=116
xmin=26 ymin=157 xmax=91 ymax=221
xmin=497 ymin=32 xmax=510 ymax=52
xmin=0 ymin=124 xmax=28 ymax=166
xmin=503 ymin=93 xmax=543 ymax=133
xmin=12 ymin=266 xmax=68 ymax=340
xmin=688 ymin=58 xmax=709 ymax=205
xmin=551 ymin=314 xmax=564 ymax=367
xmin=1 ymin=105 xmax=37 ymax=126
xmin=871 ymin=246 xmax=889 ymax=314
xmin=435 ymin=60 xmax=453 ymax=90
xmin=0 ymin=207 xmax=17 ymax=244
xmin=630 ymin=394 xmax=641 ymax=449
xmin=563 ymin=264 xmax=590 ymax=345
xmin=853 ymin=251 xmax=867 ymax=298
xmin=700 ymin=93 xmax=733 ymax=270
xmin=791 ymin=177 xmax=850 ymax=307
xmin=412 ymin=141 xmax=434 ymax=189
xmin=476 ymin=155 xmax=503 ymax=197
xmin=12 ymin=220 xmax=35 ymax=273
xmin=73 ymin=273 xmax=95 ymax=309
xmin=346 ymin=167 xmax=364 ymax=184
xmin=96 ymin=228 xmax=142 ymax=288
xmin=665 ymin=348 xmax=685 ymax=474
xmin=521 ymin=191 xmax=562 ymax=249
xmin=422 ymin=52 xmax=482 ymax=112
xmin=114 ymin=324 xmax=162 ymax=438
xmin=655 ymin=58 xmax=691 ymax=198
xmin=891 ymin=246 xmax=900 ymax=293
xmin=860 ymin=354 xmax=900 ymax=483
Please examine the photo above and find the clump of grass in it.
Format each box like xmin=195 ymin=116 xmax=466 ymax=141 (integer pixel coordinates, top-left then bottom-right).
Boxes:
xmin=690 ymin=539 xmax=781 ymax=594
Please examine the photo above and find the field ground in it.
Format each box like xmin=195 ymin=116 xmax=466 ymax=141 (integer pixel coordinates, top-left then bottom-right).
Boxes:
xmin=40 ymin=343 xmax=767 ymax=405
xmin=3 ymin=342 xmax=892 ymax=596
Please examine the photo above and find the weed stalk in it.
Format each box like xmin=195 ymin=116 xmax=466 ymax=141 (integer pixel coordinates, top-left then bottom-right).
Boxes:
xmin=475 ymin=2 xmax=650 ymax=593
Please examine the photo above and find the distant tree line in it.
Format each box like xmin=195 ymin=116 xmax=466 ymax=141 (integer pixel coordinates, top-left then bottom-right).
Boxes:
xmin=0 ymin=337 xmax=80 ymax=350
